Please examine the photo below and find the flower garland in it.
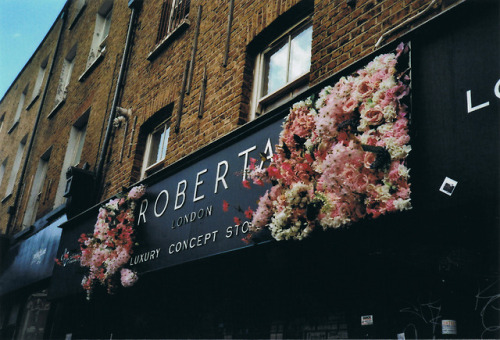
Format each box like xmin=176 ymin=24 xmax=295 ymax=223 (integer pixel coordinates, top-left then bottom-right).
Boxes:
xmin=78 ymin=185 xmax=146 ymax=299
xmin=245 ymin=43 xmax=411 ymax=241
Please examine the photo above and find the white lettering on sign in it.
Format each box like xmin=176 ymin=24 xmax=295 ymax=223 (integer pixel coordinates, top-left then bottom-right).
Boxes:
xmin=466 ymin=78 xmax=500 ymax=113
xmin=137 ymin=137 xmax=277 ymax=226
xmin=168 ymin=230 xmax=219 ymax=254
xmin=193 ymin=169 xmax=208 ymax=202
xmin=129 ymin=248 xmax=161 ymax=266
xmin=238 ymin=145 xmax=257 ymax=180
xmin=214 ymin=160 xmax=229 ymax=194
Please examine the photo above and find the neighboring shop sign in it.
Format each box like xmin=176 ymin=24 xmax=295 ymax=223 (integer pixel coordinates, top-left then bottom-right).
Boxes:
xmin=0 ymin=216 xmax=66 ymax=295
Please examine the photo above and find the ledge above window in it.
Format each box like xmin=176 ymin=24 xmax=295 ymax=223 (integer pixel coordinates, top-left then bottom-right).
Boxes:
xmin=147 ymin=19 xmax=190 ymax=61
xmin=79 ymin=49 xmax=106 ymax=82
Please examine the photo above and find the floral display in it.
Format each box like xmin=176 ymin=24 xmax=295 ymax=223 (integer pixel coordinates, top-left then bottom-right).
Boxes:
xmin=245 ymin=43 xmax=411 ymax=241
xmin=78 ymin=185 xmax=146 ymax=298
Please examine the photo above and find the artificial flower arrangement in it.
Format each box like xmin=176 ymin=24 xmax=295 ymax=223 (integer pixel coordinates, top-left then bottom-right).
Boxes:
xmin=66 ymin=185 xmax=146 ymax=299
xmin=242 ymin=43 xmax=411 ymax=242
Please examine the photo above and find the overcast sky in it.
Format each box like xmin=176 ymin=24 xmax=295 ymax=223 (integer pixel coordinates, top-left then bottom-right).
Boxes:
xmin=0 ymin=0 xmax=66 ymax=100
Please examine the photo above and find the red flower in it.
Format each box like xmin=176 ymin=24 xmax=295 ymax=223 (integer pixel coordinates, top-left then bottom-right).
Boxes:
xmin=267 ymin=165 xmax=280 ymax=178
xmin=233 ymin=217 xmax=242 ymax=225
xmin=244 ymin=207 xmax=254 ymax=219
xmin=242 ymin=180 xmax=251 ymax=189
xmin=222 ymin=200 xmax=229 ymax=212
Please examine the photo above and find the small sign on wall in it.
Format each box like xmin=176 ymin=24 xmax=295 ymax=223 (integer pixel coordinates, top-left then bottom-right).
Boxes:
xmin=440 ymin=177 xmax=458 ymax=196
xmin=361 ymin=315 xmax=374 ymax=326
xmin=442 ymin=319 xmax=457 ymax=335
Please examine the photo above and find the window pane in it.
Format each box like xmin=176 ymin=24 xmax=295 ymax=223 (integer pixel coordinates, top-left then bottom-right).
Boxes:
xmin=289 ymin=25 xmax=312 ymax=81
xmin=263 ymin=42 xmax=289 ymax=96
xmin=148 ymin=125 xmax=169 ymax=167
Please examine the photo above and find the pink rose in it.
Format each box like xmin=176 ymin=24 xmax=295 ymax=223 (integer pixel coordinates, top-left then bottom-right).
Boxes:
xmin=357 ymin=80 xmax=375 ymax=98
xmin=342 ymin=97 xmax=358 ymax=113
xmin=364 ymin=152 xmax=376 ymax=169
xmin=364 ymin=107 xmax=384 ymax=125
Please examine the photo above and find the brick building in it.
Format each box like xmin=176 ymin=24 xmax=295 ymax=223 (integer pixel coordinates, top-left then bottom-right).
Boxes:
xmin=0 ymin=0 xmax=499 ymax=338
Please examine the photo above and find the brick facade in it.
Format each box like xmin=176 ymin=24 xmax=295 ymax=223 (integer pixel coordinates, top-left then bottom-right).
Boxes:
xmin=1 ymin=0 xmax=462 ymax=234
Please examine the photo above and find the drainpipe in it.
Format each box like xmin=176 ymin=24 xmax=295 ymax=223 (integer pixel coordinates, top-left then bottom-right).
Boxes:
xmin=5 ymin=4 xmax=69 ymax=236
xmin=94 ymin=0 xmax=141 ymax=201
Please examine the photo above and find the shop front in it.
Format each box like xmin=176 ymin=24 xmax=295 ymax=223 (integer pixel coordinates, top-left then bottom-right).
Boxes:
xmin=0 ymin=211 xmax=66 ymax=339
xmin=48 ymin=2 xmax=499 ymax=339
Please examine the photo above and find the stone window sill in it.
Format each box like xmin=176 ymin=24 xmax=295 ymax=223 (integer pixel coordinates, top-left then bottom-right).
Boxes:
xmin=48 ymin=98 xmax=66 ymax=119
xmin=147 ymin=19 xmax=190 ymax=61
xmin=79 ymin=51 xmax=106 ymax=82
xmin=2 ymin=193 xmax=12 ymax=204
xmin=7 ymin=120 xmax=19 ymax=134
xmin=26 ymin=93 xmax=40 ymax=111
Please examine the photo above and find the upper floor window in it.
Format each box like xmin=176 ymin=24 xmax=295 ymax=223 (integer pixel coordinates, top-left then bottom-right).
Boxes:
xmin=11 ymin=86 xmax=28 ymax=129
xmin=54 ymin=111 xmax=89 ymax=207
xmin=0 ymin=159 xmax=7 ymax=192
xmin=4 ymin=135 xmax=27 ymax=199
xmin=0 ymin=113 xmax=5 ymax=135
xmin=22 ymin=147 xmax=51 ymax=228
xmin=30 ymin=56 xmax=49 ymax=103
xmin=86 ymin=1 xmax=112 ymax=68
xmin=156 ymin=0 xmax=190 ymax=43
xmin=140 ymin=104 xmax=173 ymax=179
xmin=55 ymin=45 xmax=77 ymax=107
xmin=250 ymin=19 xmax=312 ymax=118
xmin=69 ymin=0 xmax=87 ymax=30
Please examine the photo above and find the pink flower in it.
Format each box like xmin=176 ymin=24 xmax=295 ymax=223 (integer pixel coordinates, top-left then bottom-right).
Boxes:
xmin=364 ymin=107 xmax=384 ymax=125
xmin=127 ymin=185 xmax=146 ymax=200
xmin=363 ymin=152 xmax=376 ymax=169
xmin=120 ymin=268 xmax=138 ymax=287
xmin=357 ymin=80 xmax=375 ymax=98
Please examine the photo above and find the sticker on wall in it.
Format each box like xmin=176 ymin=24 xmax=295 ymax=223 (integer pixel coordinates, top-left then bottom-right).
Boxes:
xmin=439 ymin=177 xmax=458 ymax=196
xmin=361 ymin=315 xmax=374 ymax=326
xmin=442 ymin=319 xmax=457 ymax=335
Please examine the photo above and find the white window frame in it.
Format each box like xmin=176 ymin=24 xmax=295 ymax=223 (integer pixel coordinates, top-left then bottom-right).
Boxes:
xmin=86 ymin=1 xmax=112 ymax=68
xmin=5 ymin=136 xmax=27 ymax=199
xmin=53 ymin=112 xmax=88 ymax=207
xmin=55 ymin=45 xmax=77 ymax=106
xmin=22 ymin=148 xmax=51 ymax=228
xmin=249 ymin=18 xmax=312 ymax=119
xmin=141 ymin=120 xmax=171 ymax=179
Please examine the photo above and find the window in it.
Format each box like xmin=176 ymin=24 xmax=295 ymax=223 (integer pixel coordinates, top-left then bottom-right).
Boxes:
xmin=142 ymin=121 xmax=170 ymax=178
xmin=30 ymin=56 xmax=49 ymax=103
xmin=156 ymin=0 xmax=190 ymax=43
xmin=86 ymin=1 xmax=112 ymax=68
xmin=54 ymin=111 xmax=88 ymax=207
xmin=12 ymin=86 xmax=28 ymax=128
xmin=22 ymin=148 xmax=51 ymax=228
xmin=250 ymin=20 xmax=312 ymax=118
xmin=16 ymin=290 xmax=51 ymax=340
xmin=54 ymin=45 xmax=77 ymax=107
xmin=5 ymin=136 xmax=27 ymax=199
xmin=69 ymin=0 xmax=87 ymax=30
xmin=0 ymin=159 xmax=7 ymax=190
xmin=140 ymin=105 xmax=173 ymax=179
xmin=0 ymin=113 xmax=5 ymax=135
